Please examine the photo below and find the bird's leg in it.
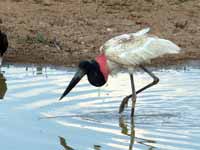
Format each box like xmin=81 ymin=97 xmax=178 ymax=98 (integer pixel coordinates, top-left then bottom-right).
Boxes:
xmin=119 ymin=65 xmax=159 ymax=114
xmin=130 ymin=74 xmax=136 ymax=117
xmin=132 ymin=65 xmax=159 ymax=95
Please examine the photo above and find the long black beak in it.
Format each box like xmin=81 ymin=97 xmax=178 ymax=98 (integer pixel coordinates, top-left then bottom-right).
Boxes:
xmin=59 ymin=68 xmax=86 ymax=100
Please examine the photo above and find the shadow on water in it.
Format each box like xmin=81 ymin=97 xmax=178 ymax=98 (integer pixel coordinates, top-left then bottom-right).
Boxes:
xmin=0 ymin=72 xmax=7 ymax=99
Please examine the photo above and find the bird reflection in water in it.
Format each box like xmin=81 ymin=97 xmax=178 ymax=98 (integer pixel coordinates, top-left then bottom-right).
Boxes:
xmin=36 ymin=66 xmax=43 ymax=75
xmin=119 ymin=116 xmax=156 ymax=150
xmin=59 ymin=136 xmax=102 ymax=150
xmin=119 ymin=116 xmax=135 ymax=150
xmin=59 ymin=136 xmax=74 ymax=150
xmin=25 ymin=66 xmax=48 ymax=78
xmin=0 ymin=72 xmax=7 ymax=99
xmin=36 ymin=66 xmax=48 ymax=78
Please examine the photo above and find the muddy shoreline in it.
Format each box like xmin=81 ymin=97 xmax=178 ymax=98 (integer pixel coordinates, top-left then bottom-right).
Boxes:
xmin=1 ymin=0 xmax=200 ymax=67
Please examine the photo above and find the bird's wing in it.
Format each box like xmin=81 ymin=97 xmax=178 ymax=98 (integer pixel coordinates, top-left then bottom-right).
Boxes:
xmin=102 ymin=31 xmax=181 ymax=67
xmin=100 ymin=28 xmax=150 ymax=52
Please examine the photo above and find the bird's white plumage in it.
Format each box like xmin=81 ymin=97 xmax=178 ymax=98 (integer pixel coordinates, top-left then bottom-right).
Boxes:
xmin=101 ymin=28 xmax=181 ymax=74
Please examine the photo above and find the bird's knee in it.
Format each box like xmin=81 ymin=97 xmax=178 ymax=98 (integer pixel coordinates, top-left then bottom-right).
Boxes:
xmin=153 ymin=77 xmax=159 ymax=84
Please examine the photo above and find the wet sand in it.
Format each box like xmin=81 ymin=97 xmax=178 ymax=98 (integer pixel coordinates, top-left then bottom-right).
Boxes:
xmin=0 ymin=0 xmax=200 ymax=66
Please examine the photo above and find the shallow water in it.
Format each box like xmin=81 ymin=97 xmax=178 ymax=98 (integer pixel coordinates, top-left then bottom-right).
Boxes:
xmin=0 ymin=63 xmax=200 ymax=150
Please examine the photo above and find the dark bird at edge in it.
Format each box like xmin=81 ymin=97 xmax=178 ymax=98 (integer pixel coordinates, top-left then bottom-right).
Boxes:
xmin=0 ymin=30 xmax=8 ymax=65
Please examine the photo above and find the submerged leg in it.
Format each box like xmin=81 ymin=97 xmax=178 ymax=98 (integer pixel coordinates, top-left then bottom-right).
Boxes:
xmin=119 ymin=65 xmax=159 ymax=114
xmin=130 ymin=74 xmax=136 ymax=117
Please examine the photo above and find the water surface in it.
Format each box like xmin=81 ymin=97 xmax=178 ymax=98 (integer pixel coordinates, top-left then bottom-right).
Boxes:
xmin=0 ymin=63 xmax=200 ymax=150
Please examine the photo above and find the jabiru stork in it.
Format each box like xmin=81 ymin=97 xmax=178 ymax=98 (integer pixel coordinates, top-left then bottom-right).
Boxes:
xmin=0 ymin=31 xmax=8 ymax=65
xmin=59 ymin=28 xmax=181 ymax=116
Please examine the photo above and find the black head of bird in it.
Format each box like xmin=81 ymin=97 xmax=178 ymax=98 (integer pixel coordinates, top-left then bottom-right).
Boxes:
xmin=0 ymin=30 xmax=8 ymax=57
xmin=59 ymin=54 xmax=110 ymax=100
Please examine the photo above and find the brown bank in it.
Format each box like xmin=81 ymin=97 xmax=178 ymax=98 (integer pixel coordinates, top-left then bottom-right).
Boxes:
xmin=0 ymin=0 xmax=200 ymax=66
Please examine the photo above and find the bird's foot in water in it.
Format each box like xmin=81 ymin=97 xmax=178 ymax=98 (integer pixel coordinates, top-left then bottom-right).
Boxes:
xmin=119 ymin=96 xmax=130 ymax=114
xmin=0 ymin=67 xmax=5 ymax=74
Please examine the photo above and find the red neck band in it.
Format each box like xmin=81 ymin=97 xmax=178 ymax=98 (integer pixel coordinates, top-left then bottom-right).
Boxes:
xmin=95 ymin=54 xmax=110 ymax=81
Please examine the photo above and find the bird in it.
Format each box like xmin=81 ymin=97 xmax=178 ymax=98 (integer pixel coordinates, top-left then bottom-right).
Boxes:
xmin=0 ymin=30 xmax=8 ymax=66
xmin=0 ymin=72 xmax=7 ymax=99
xmin=59 ymin=28 xmax=181 ymax=116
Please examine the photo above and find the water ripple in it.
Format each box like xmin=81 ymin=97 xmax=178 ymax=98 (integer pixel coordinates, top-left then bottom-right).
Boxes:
xmin=0 ymin=64 xmax=200 ymax=150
